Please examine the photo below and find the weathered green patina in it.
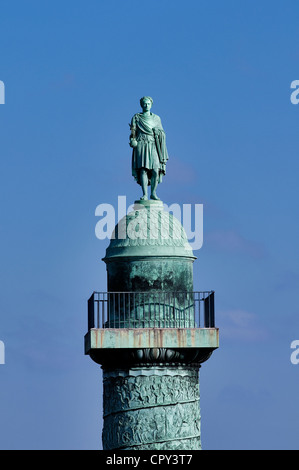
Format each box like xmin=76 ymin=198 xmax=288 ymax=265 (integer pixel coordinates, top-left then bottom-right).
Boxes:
xmin=103 ymin=201 xmax=196 ymax=329
xmin=102 ymin=368 xmax=201 ymax=450
xmin=86 ymin=327 xmax=219 ymax=351
xmin=88 ymin=202 xmax=218 ymax=449
xmin=129 ymin=97 xmax=168 ymax=201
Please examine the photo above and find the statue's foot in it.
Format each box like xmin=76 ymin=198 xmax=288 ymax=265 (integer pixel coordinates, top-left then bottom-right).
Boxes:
xmin=150 ymin=193 xmax=160 ymax=201
xmin=140 ymin=195 xmax=148 ymax=201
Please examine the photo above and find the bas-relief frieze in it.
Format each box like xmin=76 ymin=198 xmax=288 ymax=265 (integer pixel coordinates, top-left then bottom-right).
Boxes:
xmin=102 ymin=372 xmax=201 ymax=450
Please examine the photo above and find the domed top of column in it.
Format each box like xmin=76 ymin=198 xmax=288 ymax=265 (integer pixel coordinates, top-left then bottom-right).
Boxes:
xmin=103 ymin=200 xmax=195 ymax=261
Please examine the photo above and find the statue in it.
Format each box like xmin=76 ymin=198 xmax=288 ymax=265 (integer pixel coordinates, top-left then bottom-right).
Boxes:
xmin=129 ymin=97 xmax=169 ymax=201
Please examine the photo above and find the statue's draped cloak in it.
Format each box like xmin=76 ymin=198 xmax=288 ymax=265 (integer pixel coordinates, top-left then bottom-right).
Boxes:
xmin=130 ymin=113 xmax=169 ymax=185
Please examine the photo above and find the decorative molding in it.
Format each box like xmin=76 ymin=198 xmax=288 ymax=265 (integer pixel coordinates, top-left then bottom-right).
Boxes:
xmin=90 ymin=347 xmax=213 ymax=368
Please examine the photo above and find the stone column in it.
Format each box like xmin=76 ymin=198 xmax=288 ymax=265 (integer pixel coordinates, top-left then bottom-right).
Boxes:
xmin=85 ymin=200 xmax=218 ymax=450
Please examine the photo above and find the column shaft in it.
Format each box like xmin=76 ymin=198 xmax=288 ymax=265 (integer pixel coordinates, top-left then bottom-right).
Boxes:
xmin=102 ymin=367 xmax=201 ymax=450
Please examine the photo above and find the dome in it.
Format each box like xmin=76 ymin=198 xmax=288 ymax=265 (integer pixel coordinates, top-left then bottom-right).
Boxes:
xmin=104 ymin=200 xmax=195 ymax=260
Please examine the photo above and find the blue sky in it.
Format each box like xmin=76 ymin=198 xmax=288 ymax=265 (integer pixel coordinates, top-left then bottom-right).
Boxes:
xmin=1 ymin=0 xmax=299 ymax=449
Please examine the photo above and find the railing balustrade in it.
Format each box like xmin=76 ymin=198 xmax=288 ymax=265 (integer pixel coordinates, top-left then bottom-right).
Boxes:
xmin=88 ymin=291 xmax=215 ymax=330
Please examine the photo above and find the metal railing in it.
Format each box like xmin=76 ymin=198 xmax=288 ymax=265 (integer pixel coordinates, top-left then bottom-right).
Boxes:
xmin=87 ymin=291 xmax=215 ymax=330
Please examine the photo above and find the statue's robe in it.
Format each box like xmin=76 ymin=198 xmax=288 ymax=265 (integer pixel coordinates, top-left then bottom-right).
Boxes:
xmin=130 ymin=113 xmax=169 ymax=185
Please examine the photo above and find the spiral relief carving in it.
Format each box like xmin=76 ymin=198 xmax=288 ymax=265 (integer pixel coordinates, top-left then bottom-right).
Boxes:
xmin=102 ymin=370 xmax=201 ymax=450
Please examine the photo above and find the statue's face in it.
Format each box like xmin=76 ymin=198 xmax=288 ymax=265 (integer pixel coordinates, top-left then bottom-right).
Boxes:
xmin=141 ymin=99 xmax=152 ymax=112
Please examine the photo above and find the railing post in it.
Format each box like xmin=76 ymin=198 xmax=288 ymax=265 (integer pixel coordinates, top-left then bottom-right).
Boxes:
xmin=88 ymin=293 xmax=95 ymax=330
xmin=204 ymin=291 xmax=215 ymax=327
xmin=210 ymin=291 xmax=215 ymax=327
xmin=204 ymin=293 xmax=209 ymax=327
xmin=102 ymin=293 xmax=105 ymax=329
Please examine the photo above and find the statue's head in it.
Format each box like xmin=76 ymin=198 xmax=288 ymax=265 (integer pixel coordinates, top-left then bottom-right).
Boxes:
xmin=140 ymin=96 xmax=153 ymax=111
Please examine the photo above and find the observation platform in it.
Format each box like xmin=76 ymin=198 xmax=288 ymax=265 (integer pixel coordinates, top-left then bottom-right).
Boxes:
xmin=84 ymin=291 xmax=219 ymax=367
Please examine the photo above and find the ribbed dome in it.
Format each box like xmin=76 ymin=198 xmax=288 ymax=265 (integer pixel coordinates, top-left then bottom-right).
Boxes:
xmin=104 ymin=200 xmax=195 ymax=259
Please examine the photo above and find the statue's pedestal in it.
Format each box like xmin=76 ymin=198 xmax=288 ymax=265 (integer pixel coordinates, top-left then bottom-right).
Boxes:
xmin=86 ymin=200 xmax=218 ymax=450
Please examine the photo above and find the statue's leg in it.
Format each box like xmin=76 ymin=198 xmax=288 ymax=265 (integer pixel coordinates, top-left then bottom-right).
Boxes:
xmin=150 ymin=169 xmax=160 ymax=200
xmin=140 ymin=170 xmax=148 ymax=200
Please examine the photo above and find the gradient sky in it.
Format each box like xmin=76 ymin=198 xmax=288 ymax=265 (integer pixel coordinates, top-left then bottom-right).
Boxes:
xmin=1 ymin=0 xmax=299 ymax=450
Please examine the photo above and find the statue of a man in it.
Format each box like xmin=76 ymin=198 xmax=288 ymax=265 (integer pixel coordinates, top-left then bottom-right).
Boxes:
xmin=129 ymin=97 xmax=169 ymax=201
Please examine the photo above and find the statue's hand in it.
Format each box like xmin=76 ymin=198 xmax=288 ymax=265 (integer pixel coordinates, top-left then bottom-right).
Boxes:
xmin=130 ymin=138 xmax=138 ymax=148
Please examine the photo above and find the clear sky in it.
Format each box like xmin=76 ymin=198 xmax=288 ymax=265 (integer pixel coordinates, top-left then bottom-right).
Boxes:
xmin=1 ymin=0 xmax=299 ymax=450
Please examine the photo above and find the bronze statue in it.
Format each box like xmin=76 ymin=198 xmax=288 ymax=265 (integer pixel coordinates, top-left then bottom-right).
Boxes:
xmin=129 ymin=97 xmax=169 ymax=201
